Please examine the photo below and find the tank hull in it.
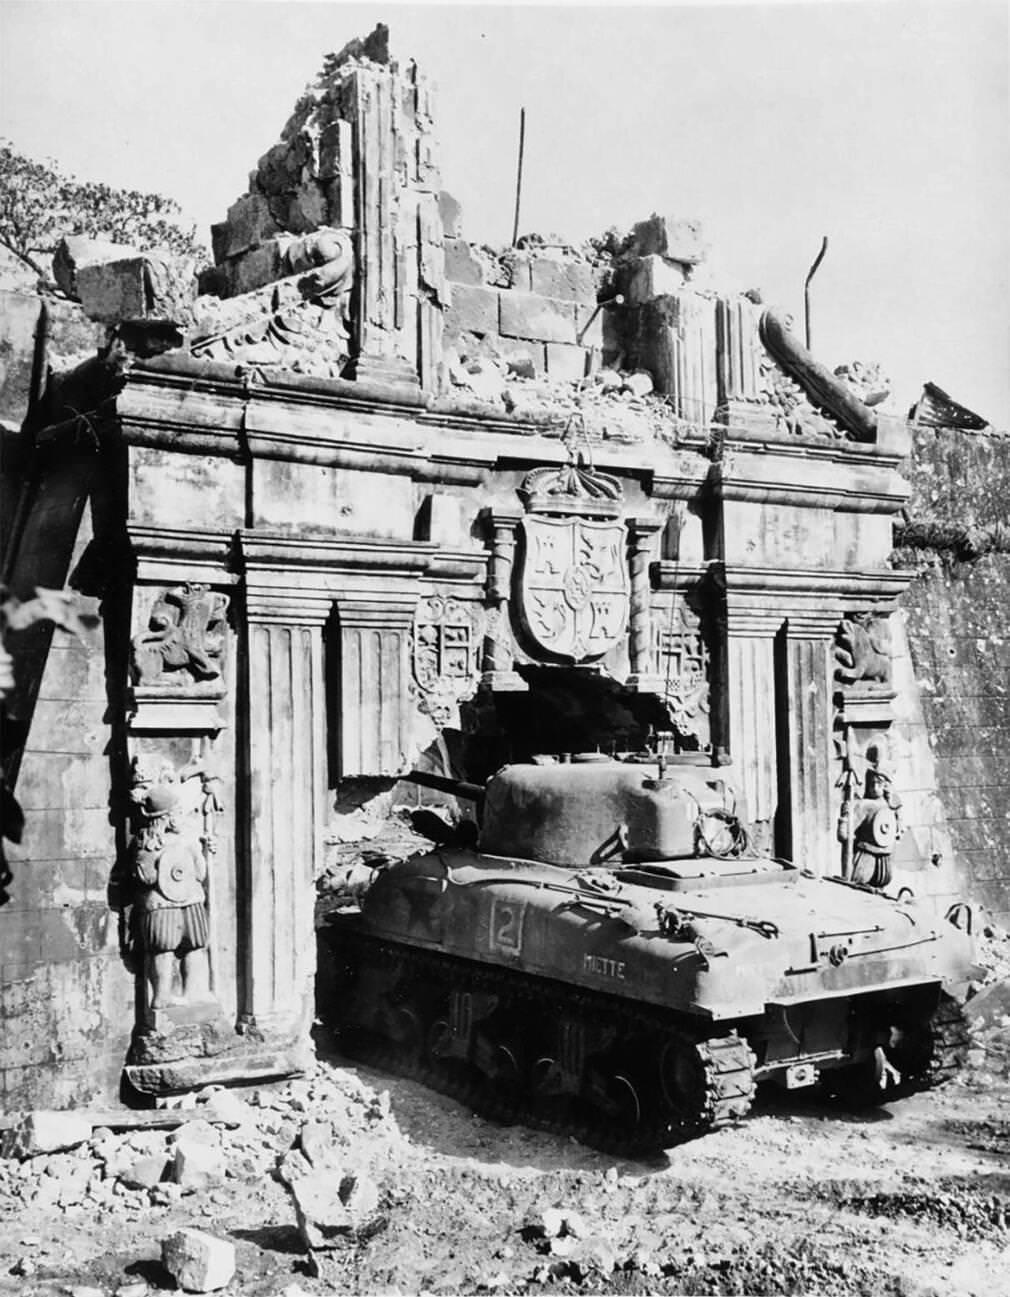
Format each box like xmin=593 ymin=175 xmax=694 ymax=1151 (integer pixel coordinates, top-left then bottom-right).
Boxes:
xmin=321 ymin=842 xmax=976 ymax=1149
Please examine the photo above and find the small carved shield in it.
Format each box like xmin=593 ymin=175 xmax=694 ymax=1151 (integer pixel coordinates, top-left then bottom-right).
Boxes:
xmin=412 ymin=597 xmax=477 ymax=692
xmin=518 ymin=517 xmax=628 ymax=661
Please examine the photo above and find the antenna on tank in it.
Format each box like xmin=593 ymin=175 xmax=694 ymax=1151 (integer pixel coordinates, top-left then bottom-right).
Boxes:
xmin=804 ymin=235 xmax=828 ymax=351
xmin=511 ymin=107 xmax=526 ymax=247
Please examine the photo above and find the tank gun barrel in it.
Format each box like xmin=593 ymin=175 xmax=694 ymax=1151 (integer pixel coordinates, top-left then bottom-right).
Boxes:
xmin=403 ymin=770 xmax=486 ymax=805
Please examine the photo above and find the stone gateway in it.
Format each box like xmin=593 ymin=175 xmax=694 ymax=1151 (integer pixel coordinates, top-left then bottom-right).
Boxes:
xmin=0 ymin=26 xmax=991 ymax=1111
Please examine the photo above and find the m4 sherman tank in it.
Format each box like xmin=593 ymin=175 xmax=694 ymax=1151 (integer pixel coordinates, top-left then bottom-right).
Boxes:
xmin=321 ymin=757 xmax=977 ymax=1150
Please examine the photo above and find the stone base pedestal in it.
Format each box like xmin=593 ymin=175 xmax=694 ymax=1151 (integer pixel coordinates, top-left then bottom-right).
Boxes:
xmin=347 ymin=353 xmax=420 ymax=390
xmin=125 ymin=1009 xmax=307 ymax=1096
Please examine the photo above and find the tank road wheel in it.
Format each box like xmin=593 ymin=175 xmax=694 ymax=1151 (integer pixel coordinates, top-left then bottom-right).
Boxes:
xmin=606 ymin=1073 xmax=644 ymax=1129
xmin=387 ymin=1002 xmax=426 ymax=1073
xmin=659 ymin=1032 xmax=756 ymax=1132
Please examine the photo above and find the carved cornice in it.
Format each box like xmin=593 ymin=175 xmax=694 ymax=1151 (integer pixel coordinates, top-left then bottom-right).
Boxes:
xmin=127 ymin=525 xmax=239 ymax=584
xmin=113 ymin=356 xmax=709 ymax=490
xmin=719 ymin=565 xmax=910 ymax=636
xmin=237 ymin=531 xmax=484 ymax=624
xmin=649 ymin=561 xmax=711 ymax=591
xmin=710 ymin=457 xmax=909 ymax=516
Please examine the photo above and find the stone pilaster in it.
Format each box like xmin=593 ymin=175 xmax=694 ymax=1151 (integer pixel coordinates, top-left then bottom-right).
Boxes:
xmin=782 ymin=618 xmax=838 ymax=875
xmin=481 ymin=509 xmax=525 ymax=691
xmin=625 ymin=517 xmax=664 ymax=690
xmin=724 ymin=607 xmax=782 ymax=851
xmin=335 ymin=595 xmax=417 ymax=775
xmin=241 ymin=602 xmax=327 ymax=1036
xmin=345 ymin=58 xmax=444 ymax=390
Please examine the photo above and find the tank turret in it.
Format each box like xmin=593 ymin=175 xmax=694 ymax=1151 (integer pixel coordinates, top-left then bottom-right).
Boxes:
xmin=322 ymin=758 xmax=978 ymax=1151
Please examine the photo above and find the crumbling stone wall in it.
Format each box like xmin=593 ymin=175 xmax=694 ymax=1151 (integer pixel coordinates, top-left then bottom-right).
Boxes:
xmin=1 ymin=449 xmax=130 ymax=1110
xmin=896 ymin=425 xmax=1010 ymax=926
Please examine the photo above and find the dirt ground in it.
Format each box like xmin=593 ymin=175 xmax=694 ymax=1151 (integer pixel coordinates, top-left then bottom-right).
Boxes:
xmin=2 ymin=977 xmax=1008 ymax=1297
xmin=2 ymin=1041 xmax=1008 ymax=1297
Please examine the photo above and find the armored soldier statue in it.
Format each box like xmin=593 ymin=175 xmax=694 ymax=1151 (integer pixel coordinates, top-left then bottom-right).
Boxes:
xmin=130 ymin=764 xmax=211 ymax=1011
xmin=838 ymin=755 xmax=904 ymax=889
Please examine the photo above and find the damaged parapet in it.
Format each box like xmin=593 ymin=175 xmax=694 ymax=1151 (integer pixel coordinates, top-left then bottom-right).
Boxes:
xmin=201 ymin=23 xmax=445 ymax=389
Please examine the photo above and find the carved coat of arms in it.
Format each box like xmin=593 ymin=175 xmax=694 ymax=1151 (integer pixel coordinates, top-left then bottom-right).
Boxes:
xmin=518 ymin=517 xmax=628 ymax=662
xmin=412 ymin=596 xmax=481 ymax=725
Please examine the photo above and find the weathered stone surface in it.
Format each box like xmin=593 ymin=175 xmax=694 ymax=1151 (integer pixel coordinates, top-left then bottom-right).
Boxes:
xmin=530 ymin=258 xmax=594 ymax=303
xmin=172 ymin=1138 xmax=225 ymax=1190
xmin=3 ymin=1110 xmax=93 ymax=1158
xmin=76 ymin=253 xmax=195 ymax=325
xmin=444 ymin=239 xmax=485 ymax=286
xmin=52 ymin=235 xmax=142 ymax=299
xmin=445 ymin=283 xmax=499 ymax=337
xmin=216 ymin=241 xmax=285 ymax=298
xmin=544 ymin=342 xmax=588 ymax=383
xmin=161 ymin=1229 xmax=236 ymax=1293
xmin=575 ymin=302 xmax=604 ymax=349
xmin=290 ymin=1169 xmax=384 ymax=1249
xmin=499 ymin=290 xmax=577 ymax=344
xmin=623 ymin=369 xmax=655 ymax=398
xmin=630 ymin=213 xmax=707 ymax=264
xmin=624 ymin=253 xmax=688 ymax=305
xmin=120 ymin=1154 xmax=169 ymax=1189
xmin=438 ymin=190 xmax=463 ymax=238
xmin=298 ymin=1120 xmax=343 ymax=1171
xmin=211 ymin=193 xmax=280 ymax=263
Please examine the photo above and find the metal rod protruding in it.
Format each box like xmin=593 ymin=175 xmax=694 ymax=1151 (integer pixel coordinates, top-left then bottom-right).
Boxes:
xmin=511 ymin=107 xmax=526 ymax=248
xmin=804 ymin=235 xmax=829 ymax=351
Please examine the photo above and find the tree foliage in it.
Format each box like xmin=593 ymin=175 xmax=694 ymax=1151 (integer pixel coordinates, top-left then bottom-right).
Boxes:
xmin=0 ymin=140 xmax=207 ymax=287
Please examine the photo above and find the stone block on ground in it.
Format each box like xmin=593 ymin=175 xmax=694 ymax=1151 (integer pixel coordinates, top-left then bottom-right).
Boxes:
xmin=289 ymin=1169 xmax=385 ymax=1250
xmin=161 ymin=1229 xmax=235 ymax=1293
xmin=120 ymin=1154 xmax=169 ymax=1190
xmin=170 ymin=1119 xmax=224 ymax=1189
xmin=172 ymin=1138 xmax=225 ymax=1190
xmin=3 ymin=1110 xmax=93 ymax=1158
xmin=444 ymin=282 xmax=500 ymax=337
xmin=623 ymin=369 xmax=655 ymax=398
xmin=298 ymin=1119 xmax=343 ymax=1172
xmin=499 ymin=291 xmax=577 ymax=344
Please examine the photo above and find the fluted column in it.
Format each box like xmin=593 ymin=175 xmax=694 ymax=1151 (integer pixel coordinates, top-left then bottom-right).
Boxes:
xmin=335 ymin=596 xmax=417 ymax=775
xmin=783 ymin=622 xmax=836 ymax=874
xmin=725 ymin=610 xmax=781 ymax=853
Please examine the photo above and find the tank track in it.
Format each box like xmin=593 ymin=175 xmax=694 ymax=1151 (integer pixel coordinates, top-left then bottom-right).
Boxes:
xmin=323 ymin=924 xmax=756 ymax=1155
xmin=896 ymin=989 xmax=971 ymax=1090
xmin=823 ymin=989 xmax=971 ymax=1108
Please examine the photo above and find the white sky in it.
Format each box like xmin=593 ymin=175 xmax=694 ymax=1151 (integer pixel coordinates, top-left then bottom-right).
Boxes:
xmin=2 ymin=0 xmax=1007 ymax=425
